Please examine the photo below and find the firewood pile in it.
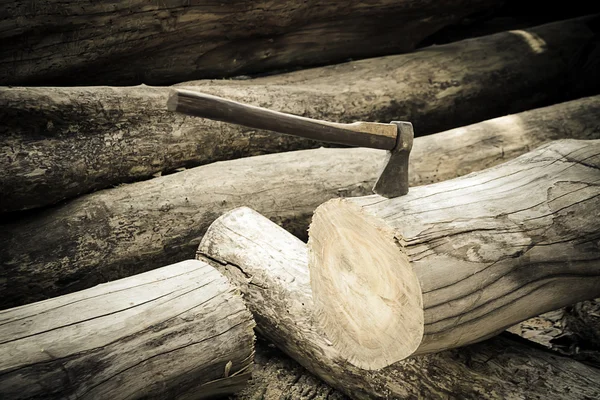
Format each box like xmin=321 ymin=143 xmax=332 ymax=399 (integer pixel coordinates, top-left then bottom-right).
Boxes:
xmin=1 ymin=1 xmax=600 ymax=399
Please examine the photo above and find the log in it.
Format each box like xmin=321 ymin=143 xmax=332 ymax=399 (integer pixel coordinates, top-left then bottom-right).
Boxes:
xmin=307 ymin=139 xmax=600 ymax=369
xmin=2 ymin=96 xmax=600 ymax=310
xmin=0 ymin=1 xmax=504 ymax=86
xmin=3 ymin=16 xmax=600 ymax=212
xmin=233 ymin=339 xmax=348 ymax=400
xmin=196 ymin=207 xmax=600 ymax=399
xmin=0 ymin=260 xmax=255 ymax=400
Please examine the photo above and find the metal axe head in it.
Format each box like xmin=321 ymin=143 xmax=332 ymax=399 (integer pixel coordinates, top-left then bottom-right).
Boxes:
xmin=372 ymin=121 xmax=414 ymax=198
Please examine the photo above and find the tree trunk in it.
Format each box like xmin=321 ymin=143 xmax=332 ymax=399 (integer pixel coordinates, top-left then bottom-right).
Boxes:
xmin=0 ymin=260 xmax=255 ymax=400
xmin=196 ymin=207 xmax=600 ymax=400
xmin=1 ymin=96 xmax=600 ymax=310
xmin=3 ymin=16 xmax=600 ymax=212
xmin=307 ymin=139 xmax=600 ymax=370
xmin=0 ymin=1 xmax=504 ymax=86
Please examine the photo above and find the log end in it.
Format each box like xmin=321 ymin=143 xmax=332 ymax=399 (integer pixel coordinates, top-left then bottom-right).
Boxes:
xmin=166 ymin=89 xmax=180 ymax=111
xmin=307 ymin=198 xmax=424 ymax=370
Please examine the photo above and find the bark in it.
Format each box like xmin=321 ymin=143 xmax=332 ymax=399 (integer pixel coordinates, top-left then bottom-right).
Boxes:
xmin=0 ymin=260 xmax=255 ymax=400
xmin=506 ymin=306 xmax=600 ymax=368
xmin=563 ymin=299 xmax=600 ymax=349
xmin=232 ymin=339 xmax=347 ymax=400
xmin=307 ymin=139 xmax=600 ymax=369
xmin=0 ymin=1 xmax=504 ymax=86
xmin=3 ymin=16 xmax=600 ymax=212
xmin=1 ymin=96 xmax=600 ymax=310
xmin=196 ymin=207 xmax=600 ymax=400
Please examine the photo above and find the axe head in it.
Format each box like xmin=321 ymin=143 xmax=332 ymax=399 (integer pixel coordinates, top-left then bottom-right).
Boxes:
xmin=372 ymin=121 xmax=414 ymax=198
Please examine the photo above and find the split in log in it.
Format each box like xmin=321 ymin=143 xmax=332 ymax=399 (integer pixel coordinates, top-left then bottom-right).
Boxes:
xmin=3 ymin=16 xmax=600 ymax=212
xmin=0 ymin=260 xmax=255 ymax=400
xmin=196 ymin=207 xmax=600 ymax=399
xmin=307 ymin=139 xmax=600 ymax=369
xmin=0 ymin=1 xmax=504 ymax=86
xmin=1 ymin=95 xmax=600 ymax=310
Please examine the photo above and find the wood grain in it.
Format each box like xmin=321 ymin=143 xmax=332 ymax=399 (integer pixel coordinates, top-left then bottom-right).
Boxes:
xmin=196 ymin=207 xmax=600 ymax=400
xmin=308 ymin=139 xmax=600 ymax=368
xmin=0 ymin=260 xmax=255 ymax=399
xmin=168 ymin=89 xmax=398 ymax=150
xmin=3 ymin=17 xmax=599 ymax=212
xmin=0 ymin=0 xmax=502 ymax=85
xmin=2 ymin=96 xmax=599 ymax=310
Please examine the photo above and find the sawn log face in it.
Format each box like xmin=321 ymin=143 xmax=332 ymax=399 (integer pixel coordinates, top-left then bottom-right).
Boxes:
xmin=307 ymin=139 xmax=600 ymax=368
xmin=196 ymin=207 xmax=600 ymax=400
xmin=1 ymin=97 xmax=600 ymax=310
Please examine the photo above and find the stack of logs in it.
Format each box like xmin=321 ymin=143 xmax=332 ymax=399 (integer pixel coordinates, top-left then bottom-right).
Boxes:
xmin=1 ymin=2 xmax=600 ymax=399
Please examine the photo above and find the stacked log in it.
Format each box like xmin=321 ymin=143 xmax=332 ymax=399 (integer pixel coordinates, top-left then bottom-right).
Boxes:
xmin=307 ymin=139 xmax=600 ymax=369
xmin=2 ymin=96 xmax=600 ymax=309
xmin=0 ymin=260 xmax=255 ymax=399
xmin=196 ymin=205 xmax=600 ymax=399
xmin=3 ymin=16 xmax=600 ymax=212
xmin=0 ymin=1 xmax=504 ymax=86
xmin=3 ymin=3 xmax=600 ymax=398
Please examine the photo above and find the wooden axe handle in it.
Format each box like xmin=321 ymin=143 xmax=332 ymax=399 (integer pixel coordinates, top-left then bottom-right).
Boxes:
xmin=167 ymin=89 xmax=397 ymax=150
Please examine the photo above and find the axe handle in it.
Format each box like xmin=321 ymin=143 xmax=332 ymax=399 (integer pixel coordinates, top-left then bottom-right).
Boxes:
xmin=167 ymin=89 xmax=397 ymax=150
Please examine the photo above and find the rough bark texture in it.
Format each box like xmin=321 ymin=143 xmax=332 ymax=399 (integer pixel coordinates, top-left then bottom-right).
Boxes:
xmin=197 ymin=207 xmax=600 ymax=400
xmin=231 ymin=339 xmax=347 ymax=400
xmin=507 ymin=306 xmax=600 ymax=368
xmin=0 ymin=1 xmax=504 ymax=86
xmin=1 ymin=96 xmax=600 ymax=310
xmin=307 ymin=139 xmax=600 ymax=368
xmin=563 ymin=299 xmax=600 ymax=351
xmin=3 ymin=16 xmax=600 ymax=212
xmin=0 ymin=260 xmax=255 ymax=400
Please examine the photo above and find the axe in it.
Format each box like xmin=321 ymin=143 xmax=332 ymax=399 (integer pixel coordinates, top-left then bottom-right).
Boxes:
xmin=167 ymin=89 xmax=413 ymax=198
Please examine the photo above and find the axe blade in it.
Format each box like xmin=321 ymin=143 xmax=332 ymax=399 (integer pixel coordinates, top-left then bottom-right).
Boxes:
xmin=372 ymin=121 xmax=414 ymax=198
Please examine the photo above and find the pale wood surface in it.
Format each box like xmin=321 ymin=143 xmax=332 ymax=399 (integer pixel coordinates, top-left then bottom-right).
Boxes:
xmin=3 ymin=17 xmax=600 ymax=212
xmin=197 ymin=207 xmax=600 ymax=400
xmin=2 ymin=96 xmax=600 ymax=310
xmin=308 ymin=139 xmax=600 ymax=369
xmin=0 ymin=260 xmax=255 ymax=399
xmin=0 ymin=0 xmax=502 ymax=85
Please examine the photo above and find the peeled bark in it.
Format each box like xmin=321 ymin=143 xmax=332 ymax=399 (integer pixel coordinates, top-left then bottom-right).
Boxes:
xmin=3 ymin=16 xmax=600 ymax=212
xmin=1 ymin=96 xmax=600 ymax=310
xmin=0 ymin=260 xmax=255 ymax=400
xmin=564 ymin=299 xmax=600 ymax=349
xmin=308 ymin=139 xmax=600 ymax=369
xmin=196 ymin=207 xmax=600 ymax=400
xmin=0 ymin=1 xmax=503 ymax=86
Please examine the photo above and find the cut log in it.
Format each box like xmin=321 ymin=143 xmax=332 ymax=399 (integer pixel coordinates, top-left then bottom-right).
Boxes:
xmin=0 ymin=260 xmax=255 ymax=400
xmin=2 ymin=96 xmax=600 ymax=310
xmin=196 ymin=207 xmax=600 ymax=399
xmin=0 ymin=1 xmax=504 ymax=86
xmin=307 ymin=139 xmax=600 ymax=369
xmin=3 ymin=16 xmax=600 ymax=212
